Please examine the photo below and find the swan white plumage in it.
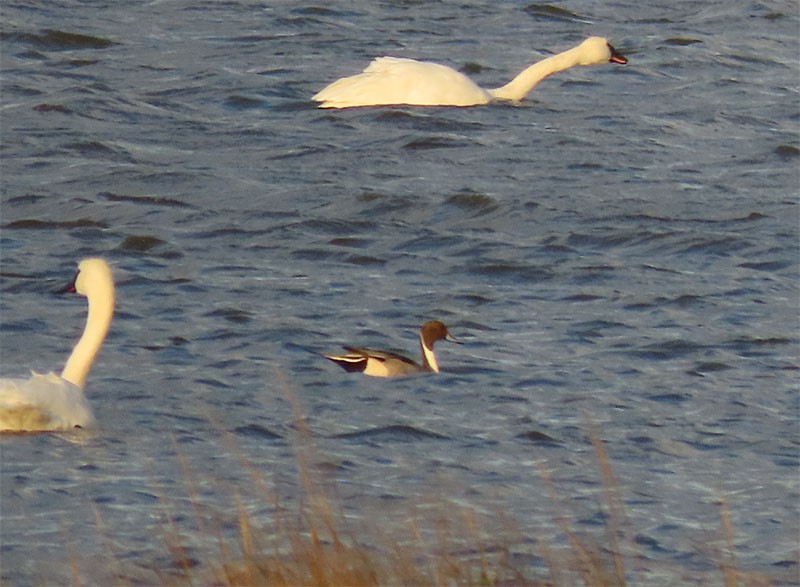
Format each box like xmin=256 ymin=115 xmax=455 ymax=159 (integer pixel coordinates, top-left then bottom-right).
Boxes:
xmin=0 ymin=258 xmax=115 ymax=432
xmin=313 ymin=36 xmax=627 ymax=109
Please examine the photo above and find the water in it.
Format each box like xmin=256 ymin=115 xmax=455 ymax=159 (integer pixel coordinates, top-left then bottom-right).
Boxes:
xmin=1 ymin=1 xmax=798 ymax=584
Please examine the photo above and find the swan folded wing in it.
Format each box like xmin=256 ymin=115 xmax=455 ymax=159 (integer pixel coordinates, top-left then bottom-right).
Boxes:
xmin=0 ymin=373 xmax=95 ymax=431
xmin=314 ymin=57 xmax=492 ymax=108
xmin=312 ymin=58 xmax=415 ymax=107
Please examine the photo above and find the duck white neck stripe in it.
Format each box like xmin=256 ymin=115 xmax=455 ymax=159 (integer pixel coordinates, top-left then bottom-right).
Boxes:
xmin=420 ymin=332 xmax=439 ymax=373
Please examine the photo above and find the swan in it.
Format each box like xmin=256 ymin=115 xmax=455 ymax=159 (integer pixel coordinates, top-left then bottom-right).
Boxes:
xmin=313 ymin=36 xmax=627 ymax=109
xmin=0 ymin=258 xmax=115 ymax=432
xmin=324 ymin=320 xmax=461 ymax=377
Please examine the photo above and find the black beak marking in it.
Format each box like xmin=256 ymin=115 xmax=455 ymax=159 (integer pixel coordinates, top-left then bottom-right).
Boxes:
xmin=608 ymin=43 xmax=628 ymax=65
xmin=58 ymin=269 xmax=79 ymax=294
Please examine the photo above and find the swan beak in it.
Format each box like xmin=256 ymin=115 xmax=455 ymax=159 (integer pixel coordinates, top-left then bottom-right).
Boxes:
xmin=59 ymin=269 xmax=79 ymax=294
xmin=608 ymin=44 xmax=628 ymax=65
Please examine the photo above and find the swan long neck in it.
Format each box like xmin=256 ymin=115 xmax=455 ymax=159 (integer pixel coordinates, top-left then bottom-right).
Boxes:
xmin=488 ymin=45 xmax=587 ymax=102
xmin=61 ymin=282 xmax=115 ymax=389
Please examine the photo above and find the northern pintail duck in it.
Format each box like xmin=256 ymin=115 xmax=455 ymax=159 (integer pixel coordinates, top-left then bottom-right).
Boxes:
xmin=324 ymin=320 xmax=461 ymax=377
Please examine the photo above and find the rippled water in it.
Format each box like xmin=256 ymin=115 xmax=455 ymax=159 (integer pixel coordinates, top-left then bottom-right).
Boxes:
xmin=1 ymin=1 xmax=798 ymax=585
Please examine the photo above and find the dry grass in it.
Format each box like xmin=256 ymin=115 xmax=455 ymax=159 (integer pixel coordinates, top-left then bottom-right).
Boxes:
xmin=200 ymin=455 xmax=779 ymax=587
xmin=154 ymin=430 xmax=784 ymax=587
xmin=137 ymin=386 xmax=785 ymax=587
xmin=208 ymin=389 xmax=532 ymax=587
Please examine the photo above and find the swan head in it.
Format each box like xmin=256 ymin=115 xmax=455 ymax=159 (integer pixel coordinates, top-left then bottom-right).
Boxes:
xmin=578 ymin=37 xmax=628 ymax=66
xmin=66 ymin=258 xmax=114 ymax=298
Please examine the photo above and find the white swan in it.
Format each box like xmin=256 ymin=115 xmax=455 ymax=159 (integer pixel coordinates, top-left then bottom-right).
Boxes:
xmin=0 ymin=258 xmax=115 ymax=432
xmin=313 ymin=36 xmax=627 ymax=109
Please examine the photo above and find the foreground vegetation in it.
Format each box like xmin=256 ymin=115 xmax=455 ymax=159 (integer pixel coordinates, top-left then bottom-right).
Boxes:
xmin=143 ymin=404 xmax=784 ymax=587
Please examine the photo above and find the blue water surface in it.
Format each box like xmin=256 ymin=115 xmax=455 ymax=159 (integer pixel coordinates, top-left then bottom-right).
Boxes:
xmin=1 ymin=1 xmax=798 ymax=584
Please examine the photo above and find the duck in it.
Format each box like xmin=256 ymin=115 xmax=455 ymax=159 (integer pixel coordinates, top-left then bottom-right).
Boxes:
xmin=0 ymin=258 xmax=115 ymax=432
xmin=324 ymin=320 xmax=461 ymax=377
xmin=313 ymin=36 xmax=627 ymax=109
